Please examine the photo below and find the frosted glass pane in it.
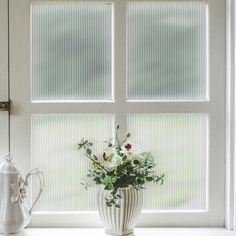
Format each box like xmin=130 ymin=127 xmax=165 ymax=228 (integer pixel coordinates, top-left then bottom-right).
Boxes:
xmin=31 ymin=115 xmax=113 ymax=211
xmin=128 ymin=114 xmax=208 ymax=210
xmin=0 ymin=112 xmax=8 ymax=157
xmin=127 ymin=3 xmax=207 ymax=100
xmin=31 ymin=4 xmax=112 ymax=101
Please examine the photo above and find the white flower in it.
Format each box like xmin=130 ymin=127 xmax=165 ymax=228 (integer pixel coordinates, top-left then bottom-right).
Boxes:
xmin=104 ymin=155 xmax=123 ymax=170
xmin=103 ymin=147 xmax=117 ymax=160
xmin=111 ymin=155 xmax=123 ymax=166
xmin=121 ymin=143 xmax=132 ymax=155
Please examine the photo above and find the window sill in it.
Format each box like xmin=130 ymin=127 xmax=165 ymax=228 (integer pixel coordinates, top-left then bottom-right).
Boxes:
xmin=16 ymin=228 xmax=236 ymax=236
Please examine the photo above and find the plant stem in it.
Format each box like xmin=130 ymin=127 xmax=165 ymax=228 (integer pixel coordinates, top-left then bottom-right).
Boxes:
xmin=84 ymin=153 xmax=107 ymax=172
xmin=121 ymin=137 xmax=128 ymax=146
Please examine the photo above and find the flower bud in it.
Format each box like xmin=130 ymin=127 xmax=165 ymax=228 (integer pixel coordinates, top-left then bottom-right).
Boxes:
xmin=115 ymin=124 xmax=120 ymax=130
xmin=126 ymin=132 xmax=131 ymax=138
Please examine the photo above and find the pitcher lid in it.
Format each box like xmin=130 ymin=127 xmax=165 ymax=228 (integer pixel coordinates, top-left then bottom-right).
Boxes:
xmin=0 ymin=153 xmax=20 ymax=174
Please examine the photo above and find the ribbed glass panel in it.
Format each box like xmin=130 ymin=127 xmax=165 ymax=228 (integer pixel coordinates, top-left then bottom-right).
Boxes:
xmin=31 ymin=114 xmax=113 ymax=211
xmin=0 ymin=80 xmax=7 ymax=101
xmin=127 ymin=3 xmax=208 ymax=101
xmin=0 ymin=112 xmax=8 ymax=158
xmin=31 ymin=4 xmax=112 ymax=101
xmin=127 ymin=114 xmax=208 ymax=210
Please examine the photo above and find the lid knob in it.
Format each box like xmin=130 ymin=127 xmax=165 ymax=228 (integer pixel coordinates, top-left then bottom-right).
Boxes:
xmin=5 ymin=153 xmax=13 ymax=162
xmin=0 ymin=153 xmax=19 ymax=174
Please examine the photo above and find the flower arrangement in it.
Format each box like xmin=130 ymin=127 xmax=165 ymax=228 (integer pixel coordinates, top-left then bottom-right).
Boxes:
xmin=78 ymin=125 xmax=164 ymax=208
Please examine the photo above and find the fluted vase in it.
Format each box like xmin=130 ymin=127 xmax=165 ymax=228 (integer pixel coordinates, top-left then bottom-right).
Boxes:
xmin=97 ymin=187 xmax=143 ymax=235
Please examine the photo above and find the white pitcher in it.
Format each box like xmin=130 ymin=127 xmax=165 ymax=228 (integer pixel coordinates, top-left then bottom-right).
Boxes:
xmin=0 ymin=153 xmax=44 ymax=233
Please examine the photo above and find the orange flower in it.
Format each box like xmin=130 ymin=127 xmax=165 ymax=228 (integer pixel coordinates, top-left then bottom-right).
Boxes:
xmin=103 ymin=152 xmax=108 ymax=161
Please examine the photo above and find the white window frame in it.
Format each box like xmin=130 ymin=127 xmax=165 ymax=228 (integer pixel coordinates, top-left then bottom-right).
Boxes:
xmin=226 ymin=0 xmax=236 ymax=231
xmin=8 ymin=0 xmax=226 ymax=227
xmin=0 ymin=0 xmax=9 ymax=157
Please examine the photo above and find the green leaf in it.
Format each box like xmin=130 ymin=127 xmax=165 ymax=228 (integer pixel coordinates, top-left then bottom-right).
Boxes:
xmin=115 ymin=204 xmax=120 ymax=208
xmin=106 ymin=202 xmax=112 ymax=207
xmin=133 ymin=159 xmax=139 ymax=165
xmin=137 ymin=178 xmax=145 ymax=185
xmin=86 ymin=148 xmax=92 ymax=155
xmin=146 ymin=177 xmax=153 ymax=181
xmin=94 ymin=177 xmax=102 ymax=185
xmin=108 ymin=153 xmax=114 ymax=161
xmin=111 ymin=176 xmax=117 ymax=182
xmin=104 ymin=183 xmax=113 ymax=190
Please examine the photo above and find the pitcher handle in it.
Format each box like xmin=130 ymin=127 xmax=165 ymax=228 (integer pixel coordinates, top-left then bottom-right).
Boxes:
xmin=25 ymin=168 xmax=44 ymax=214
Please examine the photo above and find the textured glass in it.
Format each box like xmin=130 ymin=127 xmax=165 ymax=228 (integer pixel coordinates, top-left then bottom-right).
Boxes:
xmin=128 ymin=114 xmax=208 ymax=210
xmin=127 ymin=3 xmax=207 ymax=100
xmin=31 ymin=115 xmax=113 ymax=211
xmin=31 ymin=4 xmax=112 ymax=101
xmin=0 ymin=79 xmax=7 ymax=101
xmin=0 ymin=112 xmax=8 ymax=158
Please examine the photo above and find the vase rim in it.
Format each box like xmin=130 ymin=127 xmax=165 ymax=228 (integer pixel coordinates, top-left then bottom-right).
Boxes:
xmin=99 ymin=185 xmax=143 ymax=191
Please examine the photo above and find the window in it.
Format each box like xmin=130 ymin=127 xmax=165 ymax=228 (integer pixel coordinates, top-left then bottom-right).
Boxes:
xmin=4 ymin=0 xmax=226 ymax=227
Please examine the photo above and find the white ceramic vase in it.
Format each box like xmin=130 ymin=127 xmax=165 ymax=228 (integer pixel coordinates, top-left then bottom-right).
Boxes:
xmin=97 ymin=187 xmax=143 ymax=235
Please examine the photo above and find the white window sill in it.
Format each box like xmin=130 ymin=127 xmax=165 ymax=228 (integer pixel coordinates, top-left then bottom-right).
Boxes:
xmin=16 ymin=228 xmax=236 ymax=236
